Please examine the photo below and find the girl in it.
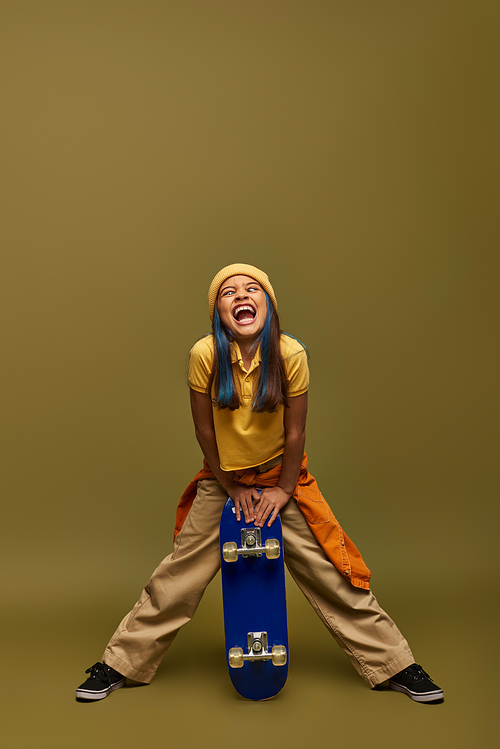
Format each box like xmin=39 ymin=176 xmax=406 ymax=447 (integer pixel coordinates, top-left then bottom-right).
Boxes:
xmin=76 ymin=263 xmax=443 ymax=704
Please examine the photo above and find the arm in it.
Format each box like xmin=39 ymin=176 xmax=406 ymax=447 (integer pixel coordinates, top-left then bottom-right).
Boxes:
xmin=189 ymin=388 xmax=261 ymax=523
xmin=254 ymin=391 xmax=308 ymax=528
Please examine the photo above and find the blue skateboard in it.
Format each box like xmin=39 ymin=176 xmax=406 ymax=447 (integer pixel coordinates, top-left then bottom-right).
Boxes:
xmin=220 ymin=497 xmax=288 ymax=701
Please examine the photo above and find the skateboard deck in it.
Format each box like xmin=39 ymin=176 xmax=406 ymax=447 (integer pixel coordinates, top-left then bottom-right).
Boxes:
xmin=220 ymin=497 xmax=288 ymax=701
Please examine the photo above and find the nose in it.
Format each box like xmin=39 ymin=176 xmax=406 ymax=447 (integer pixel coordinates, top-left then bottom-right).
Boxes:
xmin=235 ymin=289 xmax=248 ymax=300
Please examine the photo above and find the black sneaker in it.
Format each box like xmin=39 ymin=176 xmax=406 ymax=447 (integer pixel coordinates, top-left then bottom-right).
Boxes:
xmin=389 ymin=663 xmax=444 ymax=703
xmin=76 ymin=662 xmax=126 ymax=701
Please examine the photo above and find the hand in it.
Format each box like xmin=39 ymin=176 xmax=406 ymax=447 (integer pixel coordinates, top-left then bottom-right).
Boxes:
xmin=253 ymin=486 xmax=290 ymax=528
xmin=228 ymin=483 xmax=261 ymax=524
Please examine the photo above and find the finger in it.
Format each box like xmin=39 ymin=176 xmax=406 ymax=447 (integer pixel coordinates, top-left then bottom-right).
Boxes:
xmin=253 ymin=499 xmax=267 ymax=525
xmin=250 ymin=490 xmax=260 ymax=509
xmin=251 ymin=488 xmax=262 ymax=506
xmin=256 ymin=503 xmax=273 ymax=528
xmin=233 ymin=498 xmax=241 ymax=522
xmin=241 ymin=498 xmax=249 ymax=523
xmin=267 ymin=506 xmax=279 ymax=527
xmin=241 ymin=495 xmax=254 ymax=523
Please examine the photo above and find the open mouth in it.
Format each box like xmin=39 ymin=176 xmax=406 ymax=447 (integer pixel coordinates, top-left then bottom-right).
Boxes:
xmin=232 ymin=304 xmax=257 ymax=324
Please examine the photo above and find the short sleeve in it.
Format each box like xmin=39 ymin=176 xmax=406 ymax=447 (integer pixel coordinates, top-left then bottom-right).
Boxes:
xmin=188 ymin=336 xmax=214 ymax=393
xmin=281 ymin=335 xmax=309 ymax=396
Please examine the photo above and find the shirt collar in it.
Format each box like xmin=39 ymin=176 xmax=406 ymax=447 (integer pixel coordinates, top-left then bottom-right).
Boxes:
xmin=230 ymin=341 xmax=262 ymax=369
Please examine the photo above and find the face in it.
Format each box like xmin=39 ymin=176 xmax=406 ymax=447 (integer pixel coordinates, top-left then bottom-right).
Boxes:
xmin=217 ymin=275 xmax=268 ymax=345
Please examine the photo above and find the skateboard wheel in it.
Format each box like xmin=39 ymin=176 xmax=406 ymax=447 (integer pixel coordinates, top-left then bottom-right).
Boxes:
xmin=271 ymin=645 xmax=287 ymax=666
xmin=222 ymin=542 xmax=238 ymax=562
xmin=265 ymin=538 xmax=280 ymax=559
xmin=228 ymin=647 xmax=244 ymax=668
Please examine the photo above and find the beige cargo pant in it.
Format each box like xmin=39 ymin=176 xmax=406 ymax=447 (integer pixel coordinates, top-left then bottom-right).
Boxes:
xmin=103 ymin=478 xmax=414 ymax=687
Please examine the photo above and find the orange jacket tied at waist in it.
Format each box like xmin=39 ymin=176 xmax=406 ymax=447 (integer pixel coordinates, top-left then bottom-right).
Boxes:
xmin=174 ymin=454 xmax=371 ymax=590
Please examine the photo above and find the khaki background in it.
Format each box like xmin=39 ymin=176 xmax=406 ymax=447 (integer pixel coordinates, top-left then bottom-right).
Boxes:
xmin=2 ymin=1 xmax=498 ymax=747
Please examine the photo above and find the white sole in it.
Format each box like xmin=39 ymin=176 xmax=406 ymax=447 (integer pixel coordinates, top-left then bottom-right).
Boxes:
xmin=389 ymin=682 xmax=444 ymax=702
xmin=76 ymin=678 xmax=126 ymax=701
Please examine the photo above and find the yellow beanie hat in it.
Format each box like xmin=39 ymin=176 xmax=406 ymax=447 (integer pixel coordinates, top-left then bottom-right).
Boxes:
xmin=208 ymin=263 xmax=277 ymax=321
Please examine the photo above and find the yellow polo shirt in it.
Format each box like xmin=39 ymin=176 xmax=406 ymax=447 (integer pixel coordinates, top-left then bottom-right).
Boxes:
xmin=188 ymin=334 xmax=309 ymax=471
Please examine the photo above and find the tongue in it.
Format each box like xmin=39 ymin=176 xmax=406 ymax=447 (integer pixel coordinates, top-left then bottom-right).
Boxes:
xmin=237 ymin=310 xmax=254 ymax=321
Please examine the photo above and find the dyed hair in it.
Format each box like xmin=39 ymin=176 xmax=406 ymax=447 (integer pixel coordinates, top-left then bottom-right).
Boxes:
xmin=208 ymin=291 xmax=289 ymax=412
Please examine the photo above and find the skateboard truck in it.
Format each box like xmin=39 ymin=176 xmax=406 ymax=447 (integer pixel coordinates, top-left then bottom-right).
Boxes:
xmin=228 ymin=632 xmax=287 ymax=668
xmin=222 ymin=528 xmax=281 ymax=562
